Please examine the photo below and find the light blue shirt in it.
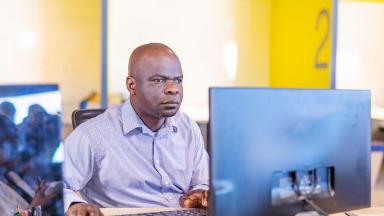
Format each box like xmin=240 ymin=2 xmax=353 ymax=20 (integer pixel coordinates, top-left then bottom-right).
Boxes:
xmin=62 ymin=100 xmax=209 ymax=211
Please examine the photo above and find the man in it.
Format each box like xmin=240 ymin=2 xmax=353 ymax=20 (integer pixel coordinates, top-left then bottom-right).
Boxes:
xmin=0 ymin=101 xmax=16 ymax=123
xmin=0 ymin=114 xmax=19 ymax=176
xmin=64 ymin=43 xmax=209 ymax=215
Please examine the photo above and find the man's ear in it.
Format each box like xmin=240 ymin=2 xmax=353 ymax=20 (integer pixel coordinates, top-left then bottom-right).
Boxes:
xmin=126 ymin=76 xmax=136 ymax=95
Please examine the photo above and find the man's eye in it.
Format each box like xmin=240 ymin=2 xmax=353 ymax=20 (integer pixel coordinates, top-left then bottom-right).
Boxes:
xmin=174 ymin=79 xmax=183 ymax=84
xmin=153 ymin=79 xmax=165 ymax=83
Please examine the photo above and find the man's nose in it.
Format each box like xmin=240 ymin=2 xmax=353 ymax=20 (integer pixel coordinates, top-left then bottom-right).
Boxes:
xmin=164 ymin=82 xmax=179 ymax=95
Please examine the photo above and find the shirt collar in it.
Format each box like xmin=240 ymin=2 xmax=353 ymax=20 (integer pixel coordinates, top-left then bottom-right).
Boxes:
xmin=121 ymin=98 xmax=178 ymax=135
xmin=164 ymin=116 xmax=178 ymax=133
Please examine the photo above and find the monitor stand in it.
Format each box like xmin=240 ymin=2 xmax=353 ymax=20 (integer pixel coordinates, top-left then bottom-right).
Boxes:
xmin=294 ymin=211 xmax=322 ymax=216
xmin=272 ymin=168 xmax=332 ymax=216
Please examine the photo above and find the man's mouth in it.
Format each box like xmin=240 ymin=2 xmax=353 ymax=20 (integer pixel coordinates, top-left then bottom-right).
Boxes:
xmin=160 ymin=101 xmax=180 ymax=110
xmin=161 ymin=101 xmax=179 ymax=105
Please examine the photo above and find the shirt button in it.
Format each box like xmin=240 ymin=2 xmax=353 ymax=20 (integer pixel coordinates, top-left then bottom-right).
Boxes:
xmin=155 ymin=159 xmax=160 ymax=163
xmin=167 ymin=196 xmax=172 ymax=200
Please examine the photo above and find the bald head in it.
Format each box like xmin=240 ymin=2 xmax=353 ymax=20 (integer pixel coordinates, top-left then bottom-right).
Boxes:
xmin=128 ymin=43 xmax=180 ymax=77
xmin=126 ymin=43 xmax=183 ymax=131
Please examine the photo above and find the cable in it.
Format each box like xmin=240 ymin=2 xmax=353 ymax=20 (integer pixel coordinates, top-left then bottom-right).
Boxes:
xmin=298 ymin=196 xmax=328 ymax=216
xmin=292 ymin=171 xmax=329 ymax=216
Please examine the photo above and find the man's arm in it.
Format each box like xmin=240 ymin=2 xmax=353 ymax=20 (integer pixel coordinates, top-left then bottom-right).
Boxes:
xmin=189 ymin=122 xmax=209 ymax=191
xmin=180 ymin=122 xmax=209 ymax=208
xmin=62 ymin=127 xmax=99 ymax=212
xmin=63 ymin=189 xmax=86 ymax=210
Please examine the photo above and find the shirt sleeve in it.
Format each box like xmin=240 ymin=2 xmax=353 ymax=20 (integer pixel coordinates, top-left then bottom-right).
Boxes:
xmin=62 ymin=126 xmax=97 ymax=211
xmin=189 ymin=122 xmax=209 ymax=191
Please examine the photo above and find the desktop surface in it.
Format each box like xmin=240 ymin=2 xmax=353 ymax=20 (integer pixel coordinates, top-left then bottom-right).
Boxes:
xmin=100 ymin=207 xmax=384 ymax=216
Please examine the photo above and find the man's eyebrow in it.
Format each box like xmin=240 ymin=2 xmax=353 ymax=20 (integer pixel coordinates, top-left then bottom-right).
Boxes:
xmin=149 ymin=75 xmax=167 ymax=79
xmin=149 ymin=75 xmax=183 ymax=79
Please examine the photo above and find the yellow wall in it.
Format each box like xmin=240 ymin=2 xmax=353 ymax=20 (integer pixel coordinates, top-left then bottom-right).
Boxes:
xmin=270 ymin=0 xmax=333 ymax=88
xmin=0 ymin=1 xmax=43 ymax=82
xmin=2 ymin=0 xmax=339 ymax=122
xmin=235 ymin=0 xmax=270 ymax=87
xmin=235 ymin=0 xmax=333 ymax=88
xmin=41 ymin=0 xmax=100 ymax=122
xmin=0 ymin=1 xmax=100 ymax=123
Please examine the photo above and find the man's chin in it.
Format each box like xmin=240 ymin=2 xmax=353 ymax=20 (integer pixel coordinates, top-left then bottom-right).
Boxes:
xmin=159 ymin=110 xmax=179 ymax=117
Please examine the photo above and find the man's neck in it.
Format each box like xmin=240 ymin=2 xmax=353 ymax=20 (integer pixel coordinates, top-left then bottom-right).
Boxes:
xmin=141 ymin=116 xmax=165 ymax=132
xmin=130 ymin=98 xmax=165 ymax=132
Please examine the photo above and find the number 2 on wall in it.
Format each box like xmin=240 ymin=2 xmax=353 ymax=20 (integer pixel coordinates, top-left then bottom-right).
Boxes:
xmin=315 ymin=9 xmax=330 ymax=69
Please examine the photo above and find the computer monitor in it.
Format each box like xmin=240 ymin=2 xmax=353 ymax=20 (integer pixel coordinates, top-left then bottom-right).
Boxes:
xmin=0 ymin=84 xmax=63 ymax=215
xmin=209 ymin=88 xmax=371 ymax=216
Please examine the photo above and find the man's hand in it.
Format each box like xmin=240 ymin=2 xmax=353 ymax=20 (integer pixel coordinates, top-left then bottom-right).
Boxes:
xmin=179 ymin=189 xmax=209 ymax=208
xmin=66 ymin=203 xmax=104 ymax=216
xmin=30 ymin=180 xmax=60 ymax=207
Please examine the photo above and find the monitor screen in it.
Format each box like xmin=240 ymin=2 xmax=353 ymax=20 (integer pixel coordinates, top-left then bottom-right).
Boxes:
xmin=0 ymin=84 xmax=63 ymax=215
xmin=209 ymin=88 xmax=371 ymax=216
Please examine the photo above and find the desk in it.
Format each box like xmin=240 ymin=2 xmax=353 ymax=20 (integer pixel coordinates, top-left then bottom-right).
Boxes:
xmin=101 ymin=207 xmax=384 ymax=216
xmin=331 ymin=207 xmax=384 ymax=216
xmin=101 ymin=207 xmax=183 ymax=215
xmin=371 ymin=143 xmax=384 ymax=189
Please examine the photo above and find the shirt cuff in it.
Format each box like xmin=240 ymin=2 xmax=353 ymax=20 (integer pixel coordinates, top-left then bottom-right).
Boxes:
xmin=63 ymin=188 xmax=87 ymax=212
xmin=190 ymin=184 xmax=209 ymax=192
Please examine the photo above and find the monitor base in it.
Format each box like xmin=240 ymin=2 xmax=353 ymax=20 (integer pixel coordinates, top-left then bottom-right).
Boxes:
xmin=295 ymin=211 xmax=322 ymax=216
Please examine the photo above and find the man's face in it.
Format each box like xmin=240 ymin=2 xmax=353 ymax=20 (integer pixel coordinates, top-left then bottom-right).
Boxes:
xmin=29 ymin=106 xmax=45 ymax=126
xmin=132 ymin=54 xmax=183 ymax=118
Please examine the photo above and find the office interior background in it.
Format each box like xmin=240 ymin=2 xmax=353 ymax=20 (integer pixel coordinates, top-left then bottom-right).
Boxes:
xmin=1 ymin=0 xmax=384 ymax=207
